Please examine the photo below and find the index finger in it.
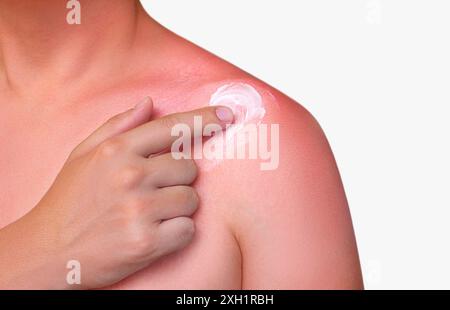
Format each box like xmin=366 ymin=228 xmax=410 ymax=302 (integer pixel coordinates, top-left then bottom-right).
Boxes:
xmin=120 ymin=106 xmax=234 ymax=157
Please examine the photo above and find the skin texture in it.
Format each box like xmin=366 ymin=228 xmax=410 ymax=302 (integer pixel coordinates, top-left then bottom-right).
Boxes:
xmin=0 ymin=100 xmax=236 ymax=289
xmin=0 ymin=0 xmax=363 ymax=289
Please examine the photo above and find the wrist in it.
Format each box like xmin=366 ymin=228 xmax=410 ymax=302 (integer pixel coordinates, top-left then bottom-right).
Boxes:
xmin=0 ymin=207 xmax=79 ymax=289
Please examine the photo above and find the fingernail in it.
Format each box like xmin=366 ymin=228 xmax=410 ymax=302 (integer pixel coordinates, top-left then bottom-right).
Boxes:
xmin=134 ymin=96 xmax=150 ymax=111
xmin=215 ymin=106 xmax=234 ymax=123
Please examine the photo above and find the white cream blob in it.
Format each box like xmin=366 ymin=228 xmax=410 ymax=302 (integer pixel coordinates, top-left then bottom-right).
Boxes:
xmin=209 ymin=83 xmax=266 ymax=126
xmin=198 ymin=82 xmax=266 ymax=170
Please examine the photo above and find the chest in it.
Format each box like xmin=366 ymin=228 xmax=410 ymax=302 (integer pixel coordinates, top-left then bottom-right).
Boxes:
xmin=0 ymin=94 xmax=242 ymax=289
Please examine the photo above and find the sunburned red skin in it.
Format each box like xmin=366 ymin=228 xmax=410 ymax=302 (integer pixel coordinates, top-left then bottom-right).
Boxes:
xmin=0 ymin=0 xmax=363 ymax=289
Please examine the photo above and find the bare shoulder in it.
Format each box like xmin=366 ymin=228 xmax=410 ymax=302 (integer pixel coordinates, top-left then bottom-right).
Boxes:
xmin=147 ymin=29 xmax=363 ymax=287
xmin=186 ymin=64 xmax=362 ymax=288
xmin=151 ymin=35 xmax=363 ymax=287
xmin=178 ymin=49 xmax=341 ymax=217
xmin=195 ymin=75 xmax=338 ymax=224
xmin=210 ymin=79 xmax=361 ymax=289
xmin=138 ymin=25 xmax=361 ymax=286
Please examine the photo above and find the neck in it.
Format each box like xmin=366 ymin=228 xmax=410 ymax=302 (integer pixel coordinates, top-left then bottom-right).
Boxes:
xmin=0 ymin=0 xmax=152 ymax=97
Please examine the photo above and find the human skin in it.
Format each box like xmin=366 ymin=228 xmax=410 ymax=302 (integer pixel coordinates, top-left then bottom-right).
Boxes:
xmin=0 ymin=99 xmax=235 ymax=289
xmin=0 ymin=0 xmax=363 ymax=289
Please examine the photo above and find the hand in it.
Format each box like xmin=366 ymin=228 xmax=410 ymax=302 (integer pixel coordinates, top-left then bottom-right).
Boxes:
xmin=0 ymin=97 xmax=234 ymax=289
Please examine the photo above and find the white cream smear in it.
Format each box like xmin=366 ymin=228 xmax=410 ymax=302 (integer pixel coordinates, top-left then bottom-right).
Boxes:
xmin=210 ymin=83 xmax=266 ymax=126
xmin=202 ymin=82 xmax=267 ymax=169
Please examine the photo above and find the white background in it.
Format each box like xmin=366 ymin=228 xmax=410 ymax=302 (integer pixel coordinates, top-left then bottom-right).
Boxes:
xmin=141 ymin=0 xmax=450 ymax=289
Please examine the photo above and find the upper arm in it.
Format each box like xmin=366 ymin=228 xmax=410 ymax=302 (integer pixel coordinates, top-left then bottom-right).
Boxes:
xmin=228 ymin=91 xmax=363 ymax=289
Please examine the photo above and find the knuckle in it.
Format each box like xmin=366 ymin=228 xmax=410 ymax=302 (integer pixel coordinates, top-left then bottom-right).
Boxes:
xmin=96 ymin=138 xmax=126 ymax=158
xmin=128 ymin=229 xmax=155 ymax=259
xmin=121 ymin=213 xmax=157 ymax=260
xmin=115 ymin=164 xmax=145 ymax=189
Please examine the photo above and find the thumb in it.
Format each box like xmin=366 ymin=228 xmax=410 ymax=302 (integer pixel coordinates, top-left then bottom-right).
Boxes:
xmin=69 ymin=97 xmax=153 ymax=159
